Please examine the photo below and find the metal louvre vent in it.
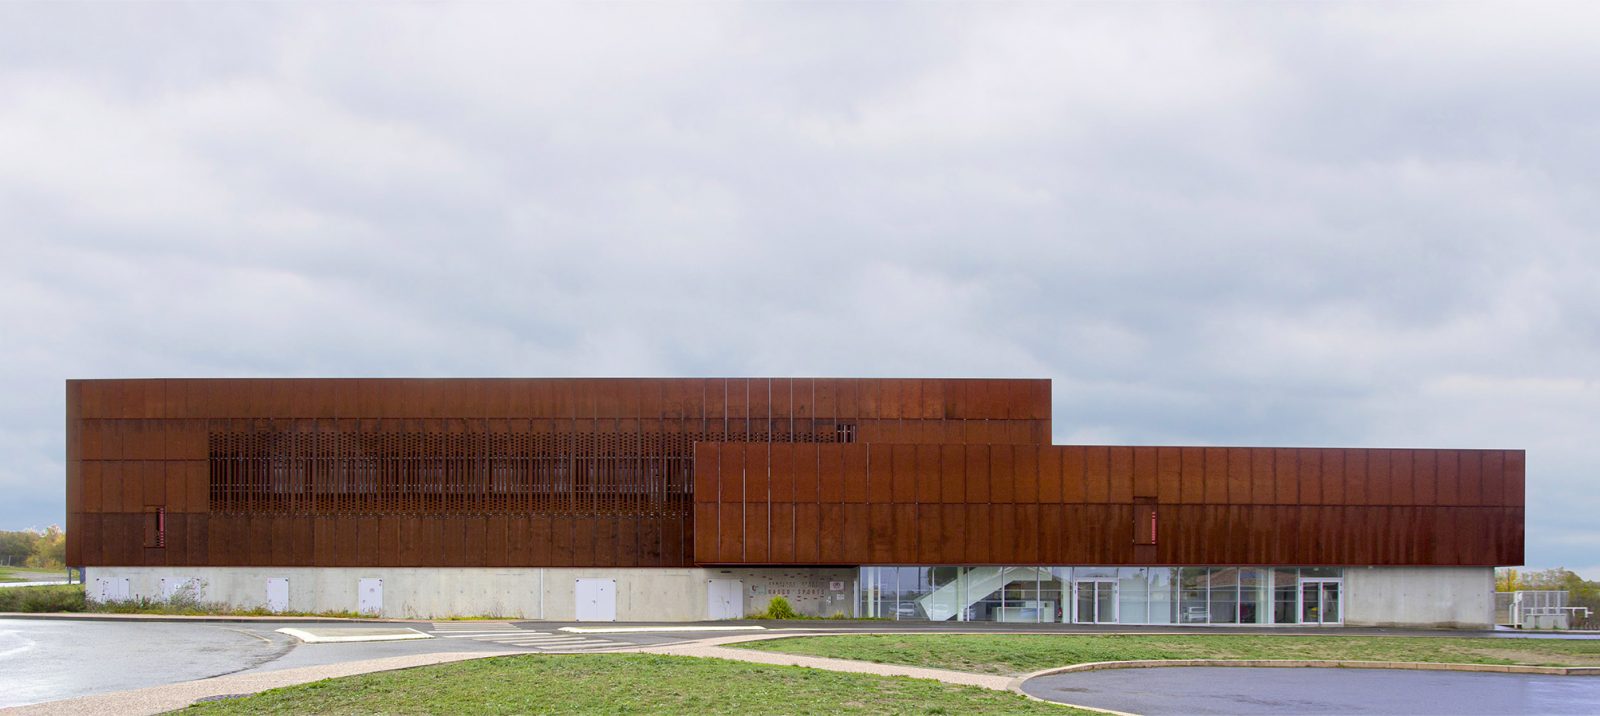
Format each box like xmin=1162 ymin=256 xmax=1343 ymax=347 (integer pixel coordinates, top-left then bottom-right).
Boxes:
xmin=208 ymin=428 xmax=838 ymax=516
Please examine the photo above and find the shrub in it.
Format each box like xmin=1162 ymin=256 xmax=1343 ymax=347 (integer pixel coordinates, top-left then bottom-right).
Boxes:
xmin=0 ymin=584 xmax=86 ymax=612
xmin=751 ymin=595 xmax=800 ymax=620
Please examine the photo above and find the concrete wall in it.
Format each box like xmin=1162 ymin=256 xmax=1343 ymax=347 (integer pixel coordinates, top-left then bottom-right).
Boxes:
xmin=1344 ymin=566 xmax=1495 ymax=629
xmin=86 ymin=566 xmax=852 ymax=621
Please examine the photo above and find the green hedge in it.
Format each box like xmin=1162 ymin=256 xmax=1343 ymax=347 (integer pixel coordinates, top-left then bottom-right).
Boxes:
xmin=0 ymin=584 xmax=86 ymax=612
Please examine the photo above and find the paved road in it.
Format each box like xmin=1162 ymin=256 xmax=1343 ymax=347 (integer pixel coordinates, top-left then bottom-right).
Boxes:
xmin=0 ymin=619 xmax=292 ymax=708
xmin=6 ymin=618 xmax=1597 ymax=710
xmin=1022 ymin=666 xmax=1600 ymax=715
xmin=0 ymin=618 xmax=717 ymax=708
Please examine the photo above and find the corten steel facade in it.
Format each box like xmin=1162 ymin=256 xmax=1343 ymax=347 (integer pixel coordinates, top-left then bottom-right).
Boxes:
xmin=64 ymin=377 xmax=1523 ymax=625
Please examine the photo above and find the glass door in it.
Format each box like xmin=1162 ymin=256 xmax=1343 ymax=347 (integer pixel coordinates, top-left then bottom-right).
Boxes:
xmin=1074 ymin=580 xmax=1118 ymax=624
xmin=1298 ymin=579 xmax=1342 ymax=625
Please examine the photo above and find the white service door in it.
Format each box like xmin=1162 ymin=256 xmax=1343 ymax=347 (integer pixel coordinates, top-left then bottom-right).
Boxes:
xmin=358 ymin=578 xmax=383 ymax=616
xmin=575 ymin=579 xmax=616 ymax=622
xmin=266 ymin=578 xmax=289 ymax=613
xmin=96 ymin=577 xmax=130 ymax=602
xmin=707 ymin=579 xmax=744 ymax=620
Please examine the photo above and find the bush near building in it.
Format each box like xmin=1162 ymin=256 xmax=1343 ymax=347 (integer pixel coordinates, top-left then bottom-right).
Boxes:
xmin=0 ymin=584 xmax=85 ymax=612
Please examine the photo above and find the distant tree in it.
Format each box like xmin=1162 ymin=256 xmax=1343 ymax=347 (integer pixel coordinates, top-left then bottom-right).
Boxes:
xmin=25 ymin=526 xmax=65 ymax=569
xmin=0 ymin=530 xmax=38 ymax=567
xmin=1496 ymin=568 xmax=1521 ymax=592
xmin=1518 ymin=567 xmax=1600 ymax=617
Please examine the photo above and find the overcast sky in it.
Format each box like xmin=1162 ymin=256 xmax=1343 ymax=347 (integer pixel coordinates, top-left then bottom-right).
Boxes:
xmin=2 ymin=2 xmax=1596 ymax=576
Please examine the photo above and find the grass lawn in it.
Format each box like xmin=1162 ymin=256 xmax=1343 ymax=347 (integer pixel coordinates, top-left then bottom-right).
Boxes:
xmin=184 ymin=654 xmax=1084 ymax=715
xmin=0 ymin=566 xmax=67 ymax=583
xmin=735 ymin=634 xmax=1600 ymax=675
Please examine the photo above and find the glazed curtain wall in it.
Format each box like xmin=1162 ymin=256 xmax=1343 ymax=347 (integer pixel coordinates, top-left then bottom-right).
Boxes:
xmin=66 ymin=378 xmax=1050 ymax=568
xmin=691 ymin=443 xmax=1525 ymax=567
xmin=858 ymin=566 xmax=1346 ymax=624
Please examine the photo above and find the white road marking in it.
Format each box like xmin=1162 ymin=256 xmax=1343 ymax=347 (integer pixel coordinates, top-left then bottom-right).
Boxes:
xmin=558 ymin=625 xmax=765 ymax=634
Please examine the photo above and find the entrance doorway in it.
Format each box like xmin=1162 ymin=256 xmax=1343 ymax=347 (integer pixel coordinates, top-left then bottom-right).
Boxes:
xmin=1073 ymin=580 xmax=1118 ymax=624
xmin=1299 ymin=579 xmax=1341 ymax=625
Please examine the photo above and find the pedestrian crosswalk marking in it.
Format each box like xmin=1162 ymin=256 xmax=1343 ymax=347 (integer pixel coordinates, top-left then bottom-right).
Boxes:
xmin=425 ymin=622 xmax=624 ymax=651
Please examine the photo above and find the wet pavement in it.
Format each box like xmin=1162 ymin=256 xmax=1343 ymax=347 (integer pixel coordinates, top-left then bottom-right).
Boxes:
xmin=4 ymin=617 xmax=1596 ymax=710
xmin=0 ymin=618 xmax=706 ymax=708
xmin=0 ymin=619 xmax=291 ymax=708
xmin=1022 ymin=666 xmax=1600 ymax=715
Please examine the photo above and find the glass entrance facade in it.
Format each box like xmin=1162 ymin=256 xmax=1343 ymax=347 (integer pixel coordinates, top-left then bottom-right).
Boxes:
xmin=857 ymin=566 xmax=1344 ymax=625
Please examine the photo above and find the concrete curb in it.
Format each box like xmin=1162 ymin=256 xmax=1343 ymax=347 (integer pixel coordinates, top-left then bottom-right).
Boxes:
xmin=1003 ymin=658 xmax=1600 ymax=713
xmin=1008 ymin=658 xmax=1600 ymax=685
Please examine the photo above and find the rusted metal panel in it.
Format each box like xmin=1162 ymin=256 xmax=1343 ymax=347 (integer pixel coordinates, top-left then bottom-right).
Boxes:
xmin=866 ymin=444 xmax=892 ymax=503
xmin=1129 ymin=447 xmax=1156 ymax=499
xmin=989 ymin=445 xmax=1015 ymax=503
xmin=1321 ymin=449 xmax=1345 ymax=504
xmin=1437 ymin=450 xmax=1461 ymax=506
xmin=1480 ymin=451 xmax=1505 ymax=508
xmin=965 ymin=504 xmax=990 ymax=563
xmin=719 ymin=503 xmax=744 ymax=563
xmin=1014 ymin=503 xmax=1040 ymax=563
xmin=1179 ymin=447 xmax=1205 ymax=504
xmin=956 ymin=445 xmax=985 ymax=503
xmin=1014 ymin=445 xmax=1040 ymax=503
xmin=744 ymin=504 xmax=769 ymax=563
xmin=1203 ymin=448 xmax=1228 ymax=503
xmin=770 ymin=503 xmax=795 ymax=563
xmin=794 ymin=502 xmax=820 ymax=562
xmin=988 ymin=503 xmax=1015 ymax=562
xmin=914 ymin=444 xmax=941 ymax=504
xmin=891 ymin=504 xmax=917 ymax=563
xmin=1460 ymin=450 xmax=1484 ymax=506
xmin=1108 ymin=447 xmax=1133 ymax=504
xmin=1505 ymin=450 xmax=1526 ymax=507
xmin=1085 ymin=446 xmax=1110 ymax=503
xmin=1341 ymin=450 xmax=1365 ymax=505
xmin=1368 ymin=449 xmax=1392 ymax=506
xmin=938 ymin=444 xmax=965 ymax=503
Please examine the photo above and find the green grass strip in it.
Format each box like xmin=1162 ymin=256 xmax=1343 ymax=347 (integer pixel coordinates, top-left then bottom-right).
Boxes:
xmin=735 ymin=633 xmax=1600 ymax=675
xmin=184 ymin=653 xmax=1086 ymax=715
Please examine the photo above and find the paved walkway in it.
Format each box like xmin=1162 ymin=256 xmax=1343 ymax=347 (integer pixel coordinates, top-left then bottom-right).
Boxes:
xmin=637 ymin=633 xmax=1012 ymax=690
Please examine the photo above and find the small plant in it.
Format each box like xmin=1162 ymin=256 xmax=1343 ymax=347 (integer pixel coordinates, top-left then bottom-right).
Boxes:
xmin=750 ymin=595 xmax=801 ymax=620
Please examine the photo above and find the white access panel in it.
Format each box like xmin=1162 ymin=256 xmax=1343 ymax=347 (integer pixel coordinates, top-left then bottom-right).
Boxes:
xmin=160 ymin=577 xmax=198 ymax=600
xmin=95 ymin=577 xmax=130 ymax=602
xmin=575 ymin=579 xmax=616 ymax=622
xmin=358 ymin=578 xmax=383 ymax=616
xmin=707 ymin=579 xmax=744 ymax=620
xmin=266 ymin=578 xmax=289 ymax=613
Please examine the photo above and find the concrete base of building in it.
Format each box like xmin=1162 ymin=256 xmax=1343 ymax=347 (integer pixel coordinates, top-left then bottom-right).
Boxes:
xmin=82 ymin=565 xmax=1496 ymax=627
xmin=85 ymin=566 xmax=857 ymax=621
xmin=1342 ymin=566 xmax=1495 ymax=629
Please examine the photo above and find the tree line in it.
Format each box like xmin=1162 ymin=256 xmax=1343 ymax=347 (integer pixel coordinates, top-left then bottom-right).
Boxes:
xmin=0 ymin=526 xmax=65 ymax=569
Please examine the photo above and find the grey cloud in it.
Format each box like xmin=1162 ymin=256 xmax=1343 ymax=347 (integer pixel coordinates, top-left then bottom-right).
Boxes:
xmin=1 ymin=2 xmax=1597 ymax=575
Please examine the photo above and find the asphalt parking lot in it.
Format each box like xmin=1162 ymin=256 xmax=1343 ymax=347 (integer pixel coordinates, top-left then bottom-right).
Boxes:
xmin=1022 ymin=665 xmax=1600 ymax=715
